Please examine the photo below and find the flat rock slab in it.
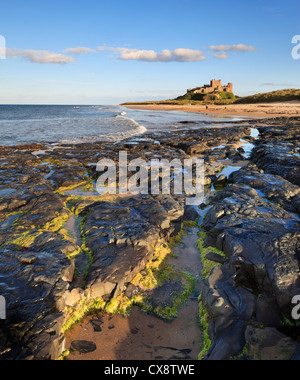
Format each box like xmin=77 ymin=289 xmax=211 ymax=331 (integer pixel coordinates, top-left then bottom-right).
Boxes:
xmin=203 ymin=184 xmax=300 ymax=310
xmin=230 ymin=164 xmax=300 ymax=214
xmin=200 ymin=134 xmax=300 ymax=360
xmin=0 ymin=248 xmax=74 ymax=360
xmin=71 ymin=340 xmax=97 ymax=354
xmin=253 ymin=122 xmax=300 ymax=186
xmin=83 ymin=195 xmax=185 ymax=299
xmin=148 ymin=280 xmax=184 ymax=309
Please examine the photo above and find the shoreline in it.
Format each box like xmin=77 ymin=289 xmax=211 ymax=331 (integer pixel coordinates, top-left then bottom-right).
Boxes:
xmin=123 ymin=100 xmax=300 ymax=118
xmin=0 ymin=107 xmax=254 ymax=149
xmin=0 ymin=115 xmax=299 ymax=361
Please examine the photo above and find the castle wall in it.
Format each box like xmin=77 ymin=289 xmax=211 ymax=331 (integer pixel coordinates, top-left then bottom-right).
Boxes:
xmin=189 ymin=80 xmax=233 ymax=95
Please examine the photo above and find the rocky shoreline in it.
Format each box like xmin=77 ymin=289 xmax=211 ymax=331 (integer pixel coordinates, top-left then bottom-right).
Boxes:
xmin=0 ymin=116 xmax=299 ymax=360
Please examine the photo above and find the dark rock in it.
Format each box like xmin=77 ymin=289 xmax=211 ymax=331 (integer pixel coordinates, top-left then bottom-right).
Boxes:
xmin=291 ymin=345 xmax=300 ymax=360
xmin=254 ymin=295 xmax=282 ymax=327
xmin=0 ymin=116 xmax=299 ymax=360
xmin=252 ymin=122 xmax=300 ymax=186
xmin=214 ymin=174 xmax=227 ymax=187
xmin=205 ymin=251 xmax=227 ymax=264
xmin=184 ymin=205 xmax=199 ymax=221
xmin=203 ymin=185 xmax=300 ymax=311
xmin=0 ymin=248 xmax=74 ymax=359
xmin=17 ymin=253 xmax=38 ymax=265
xmin=83 ymin=195 xmax=184 ymax=299
xmin=200 ymin=142 xmax=300 ymax=360
xmin=207 ymin=321 xmax=246 ymax=361
xmin=124 ymin=283 xmax=141 ymax=299
xmin=245 ymin=326 xmax=297 ymax=361
xmin=186 ymin=142 xmax=208 ymax=155
xmin=230 ymin=164 xmax=300 ymax=214
xmin=90 ymin=319 xmax=103 ymax=332
xmin=71 ymin=340 xmax=97 ymax=354
xmin=148 ymin=280 xmax=184 ymax=309
xmin=16 ymin=313 xmax=66 ymax=360
xmin=29 ymin=231 xmax=79 ymax=257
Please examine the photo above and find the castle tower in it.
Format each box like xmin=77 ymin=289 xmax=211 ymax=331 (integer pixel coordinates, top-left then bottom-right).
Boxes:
xmin=215 ymin=80 xmax=222 ymax=90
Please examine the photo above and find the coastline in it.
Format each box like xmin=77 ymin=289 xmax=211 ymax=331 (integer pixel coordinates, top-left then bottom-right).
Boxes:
xmin=123 ymin=100 xmax=300 ymax=118
xmin=0 ymin=113 xmax=299 ymax=361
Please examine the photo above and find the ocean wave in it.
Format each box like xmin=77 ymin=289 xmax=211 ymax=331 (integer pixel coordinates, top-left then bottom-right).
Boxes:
xmin=0 ymin=111 xmax=147 ymax=146
xmin=60 ymin=115 xmax=147 ymax=145
xmin=0 ymin=104 xmax=231 ymax=147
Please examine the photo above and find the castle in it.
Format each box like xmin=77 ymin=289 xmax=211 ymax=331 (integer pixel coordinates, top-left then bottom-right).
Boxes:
xmin=187 ymin=79 xmax=233 ymax=95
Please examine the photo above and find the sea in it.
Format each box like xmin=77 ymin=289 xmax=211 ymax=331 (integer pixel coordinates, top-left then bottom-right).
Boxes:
xmin=0 ymin=105 xmax=242 ymax=147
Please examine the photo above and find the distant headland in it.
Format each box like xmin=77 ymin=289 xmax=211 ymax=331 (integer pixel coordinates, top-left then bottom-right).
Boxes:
xmin=121 ymin=83 xmax=300 ymax=117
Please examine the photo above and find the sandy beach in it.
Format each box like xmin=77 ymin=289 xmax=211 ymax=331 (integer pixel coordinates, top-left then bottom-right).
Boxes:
xmin=124 ymin=101 xmax=300 ymax=118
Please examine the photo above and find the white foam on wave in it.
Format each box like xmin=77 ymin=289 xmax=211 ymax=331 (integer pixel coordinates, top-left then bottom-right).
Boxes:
xmin=0 ymin=105 xmax=150 ymax=146
xmin=116 ymin=115 xmax=147 ymax=132
xmin=0 ymin=103 xmax=148 ymax=146
xmin=60 ymin=115 xmax=147 ymax=145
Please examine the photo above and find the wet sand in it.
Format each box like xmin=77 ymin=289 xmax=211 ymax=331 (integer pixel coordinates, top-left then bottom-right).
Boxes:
xmin=65 ymin=229 xmax=203 ymax=361
xmin=124 ymin=101 xmax=300 ymax=118
xmin=65 ymin=303 xmax=201 ymax=360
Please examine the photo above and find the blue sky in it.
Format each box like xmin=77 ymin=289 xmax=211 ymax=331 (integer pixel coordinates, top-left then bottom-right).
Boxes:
xmin=0 ymin=0 xmax=299 ymax=104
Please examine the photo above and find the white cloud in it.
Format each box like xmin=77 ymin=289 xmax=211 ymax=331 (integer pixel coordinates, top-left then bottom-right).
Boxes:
xmin=4 ymin=42 xmax=256 ymax=65
xmin=98 ymin=46 xmax=206 ymax=62
xmin=213 ymin=52 xmax=228 ymax=59
xmin=64 ymin=47 xmax=96 ymax=54
xmin=210 ymin=44 xmax=257 ymax=52
xmin=6 ymin=48 xmax=76 ymax=64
